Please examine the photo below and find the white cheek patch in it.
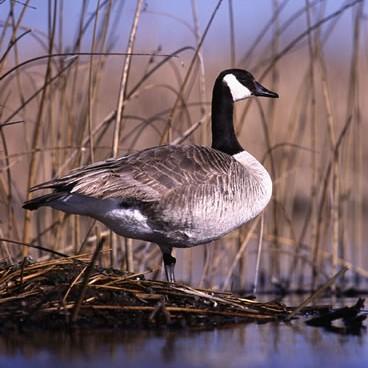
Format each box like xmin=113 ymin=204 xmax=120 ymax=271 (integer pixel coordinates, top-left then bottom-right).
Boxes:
xmin=223 ymin=74 xmax=252 ymax=101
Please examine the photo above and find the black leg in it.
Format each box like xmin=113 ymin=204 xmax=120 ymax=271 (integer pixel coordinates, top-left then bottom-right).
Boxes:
xmin=163 ymin=251 xmax=176 ymax=283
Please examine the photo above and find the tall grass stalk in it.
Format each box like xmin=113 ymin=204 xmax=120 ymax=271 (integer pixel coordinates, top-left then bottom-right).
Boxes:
xmin=1 ymin=0 xmax=366 ymax=291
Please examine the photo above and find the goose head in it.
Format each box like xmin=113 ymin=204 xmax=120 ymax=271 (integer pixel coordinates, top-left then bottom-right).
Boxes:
xmin=211 ymin=69 xmax=279 ymax=155
xmin=220 ymin=69 xmax=279 ymax=102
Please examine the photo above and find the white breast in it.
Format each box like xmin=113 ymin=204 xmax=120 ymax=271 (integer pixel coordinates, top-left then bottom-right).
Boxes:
xmin=233 ymin=150 xmax=273 ymax=217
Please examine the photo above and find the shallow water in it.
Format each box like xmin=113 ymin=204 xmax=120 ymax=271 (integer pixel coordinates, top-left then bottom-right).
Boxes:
xmin=1 ymin=318 xmax=367 ymax=368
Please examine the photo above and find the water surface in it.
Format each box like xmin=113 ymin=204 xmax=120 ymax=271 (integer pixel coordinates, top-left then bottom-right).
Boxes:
xmin=1 ymin=318 xmax=367 ymax=368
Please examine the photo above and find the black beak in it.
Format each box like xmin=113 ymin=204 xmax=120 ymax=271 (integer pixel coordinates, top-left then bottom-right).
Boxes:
xmin=253 ymin=81 xmax=279 ymax=98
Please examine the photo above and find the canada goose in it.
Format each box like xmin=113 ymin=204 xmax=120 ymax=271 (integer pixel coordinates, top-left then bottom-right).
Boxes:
xmin=23 ymin=69 xmax=278 ymax=283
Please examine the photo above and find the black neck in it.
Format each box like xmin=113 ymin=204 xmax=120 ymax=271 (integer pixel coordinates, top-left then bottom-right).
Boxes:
xmin=211 ymin=79 xmax=244 ymax=155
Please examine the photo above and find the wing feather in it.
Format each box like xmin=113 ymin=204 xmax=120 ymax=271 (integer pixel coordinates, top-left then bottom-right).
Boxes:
xmin=30 ymin=145 xmax=245 ymax=204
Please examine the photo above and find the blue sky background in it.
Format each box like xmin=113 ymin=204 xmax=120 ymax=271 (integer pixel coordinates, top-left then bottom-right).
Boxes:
xmin=2 ymin=0 xmax=364 ymax=67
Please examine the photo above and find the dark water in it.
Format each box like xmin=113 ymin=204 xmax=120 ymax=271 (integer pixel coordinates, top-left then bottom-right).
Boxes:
xmin=0 ymin=318 xmax=367 ymax=368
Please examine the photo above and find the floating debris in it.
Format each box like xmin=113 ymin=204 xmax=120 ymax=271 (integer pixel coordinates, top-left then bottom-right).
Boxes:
xmin=306 ymin=298 xmax=366 ymax=335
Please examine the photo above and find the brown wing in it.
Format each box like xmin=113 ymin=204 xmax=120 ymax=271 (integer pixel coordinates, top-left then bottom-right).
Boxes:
xmin=30 ymin=145 xmax=240 ymax=203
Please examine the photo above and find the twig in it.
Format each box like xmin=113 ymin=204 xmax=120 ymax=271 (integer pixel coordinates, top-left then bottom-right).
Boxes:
xmin=253 ymin=214 xmax=264 ymax=294
xmin=71 ymin=237 xmax=105 ymax=322
xmin=223 ymin=216 xmax=261 ymax=290
xmin=286 ymin=266 xmax=348 ymax=320
xmin=0 ymin=237 xmax=68 ymax=258
xmin=112 ymin=0 xmax=144 ymax=157
xmin=161 ymin=0 xmax=223 ymax=143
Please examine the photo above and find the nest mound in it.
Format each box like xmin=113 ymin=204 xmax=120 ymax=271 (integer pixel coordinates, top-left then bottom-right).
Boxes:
xmin=0 ymin=256 xmax=290 ymax=330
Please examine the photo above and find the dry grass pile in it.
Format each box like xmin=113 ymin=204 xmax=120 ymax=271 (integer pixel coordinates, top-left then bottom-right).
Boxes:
xmin=0 ymin=257 xmax=366 ymax=333
xmin=0 ymin=256 xmax=291 ymax=330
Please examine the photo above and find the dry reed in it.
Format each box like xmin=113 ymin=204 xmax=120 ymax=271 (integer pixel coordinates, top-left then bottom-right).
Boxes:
xmin=0 ymin=0 xmax=366 ymax=294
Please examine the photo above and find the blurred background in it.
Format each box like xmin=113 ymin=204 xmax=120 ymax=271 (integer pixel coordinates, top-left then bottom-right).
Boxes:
xmin=0 ymin=0 xmax=367 ymax=292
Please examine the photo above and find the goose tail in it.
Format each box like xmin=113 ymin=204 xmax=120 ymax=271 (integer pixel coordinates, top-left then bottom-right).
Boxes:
xmin=23 ymin=192 xmax=66 ymax=211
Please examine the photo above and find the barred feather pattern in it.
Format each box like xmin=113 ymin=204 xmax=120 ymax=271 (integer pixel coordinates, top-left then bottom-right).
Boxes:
xmin=27 ymin=145 xmax=272 ymax=247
